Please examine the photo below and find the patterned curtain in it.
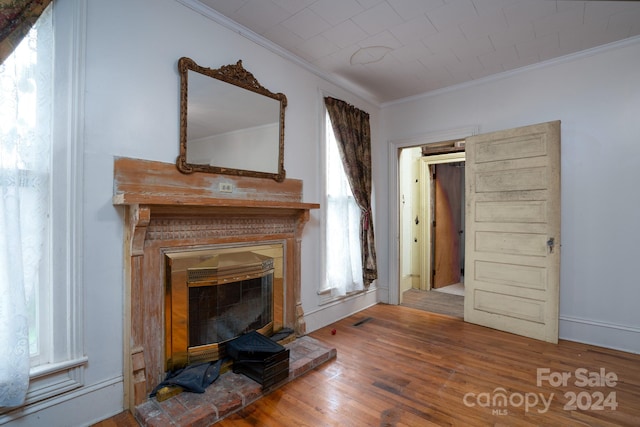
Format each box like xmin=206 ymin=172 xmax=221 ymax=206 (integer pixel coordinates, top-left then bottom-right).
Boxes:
xmin=0 ymin=0 xmax=52 ymax=65
xmin=324 ymin=97 xmax=377 ymax=286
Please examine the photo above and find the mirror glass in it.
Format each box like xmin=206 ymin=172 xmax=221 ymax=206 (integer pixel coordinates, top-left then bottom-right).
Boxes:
xmin=177 ymin=57 xmax=287 ymax=181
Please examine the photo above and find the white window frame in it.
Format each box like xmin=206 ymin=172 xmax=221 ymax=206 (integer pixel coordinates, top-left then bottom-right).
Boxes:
xmin=0 ymin=0 xmax=86 ymax=420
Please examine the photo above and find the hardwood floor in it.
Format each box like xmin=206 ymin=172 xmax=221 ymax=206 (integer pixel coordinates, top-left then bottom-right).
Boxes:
xmin=401 ymin=288 xmax=464 ymax=318
xmin=95 ymin=304 xmax=640 ymax=426
xmin=91 ymin=410 xmax=140 ymax=427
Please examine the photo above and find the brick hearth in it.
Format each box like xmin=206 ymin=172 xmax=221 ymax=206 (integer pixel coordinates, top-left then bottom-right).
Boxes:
xmin=135 ymin=336 xmax=336 ymax=426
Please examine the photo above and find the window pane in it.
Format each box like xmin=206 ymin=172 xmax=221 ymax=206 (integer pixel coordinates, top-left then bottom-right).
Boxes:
xmin=324 ymin=111 xmax=363 ymax=296
xmin=0 ymin=5 xmax=53 ymax=364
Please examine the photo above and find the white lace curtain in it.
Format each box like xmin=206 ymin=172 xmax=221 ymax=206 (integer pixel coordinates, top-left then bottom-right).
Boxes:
xmin=0 ymin=9 xmax=51 ymax=407
xmin=325 ymin=113 xmax=364 ymax=296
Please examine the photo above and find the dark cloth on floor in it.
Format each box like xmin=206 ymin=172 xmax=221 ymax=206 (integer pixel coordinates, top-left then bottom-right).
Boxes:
xmin=150 ymin=359 xmax=222 ymax=397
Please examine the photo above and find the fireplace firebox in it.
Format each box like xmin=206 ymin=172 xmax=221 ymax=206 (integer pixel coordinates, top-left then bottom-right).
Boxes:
xmin=165 ymin=244 xmax=284 ymax=370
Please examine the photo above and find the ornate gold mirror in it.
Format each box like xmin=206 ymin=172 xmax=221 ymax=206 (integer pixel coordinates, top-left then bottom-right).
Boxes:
xmin=177 ymin=57 xmax=287 ymax=181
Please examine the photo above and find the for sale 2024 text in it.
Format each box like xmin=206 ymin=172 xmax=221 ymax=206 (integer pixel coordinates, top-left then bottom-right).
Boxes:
xmin=537 ymin=368 xmax=618 ymax=411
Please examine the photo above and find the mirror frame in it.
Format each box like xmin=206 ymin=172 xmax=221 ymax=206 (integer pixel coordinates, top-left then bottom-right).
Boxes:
xmin=177 ymin=57 xmax=287 ymax=182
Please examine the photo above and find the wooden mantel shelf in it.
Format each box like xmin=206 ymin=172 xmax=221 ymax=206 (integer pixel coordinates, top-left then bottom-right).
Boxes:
xmin=113 ymin=192 xmax=319 ymax=211
xmin=113 ymin=156 xmax=319 ymax=211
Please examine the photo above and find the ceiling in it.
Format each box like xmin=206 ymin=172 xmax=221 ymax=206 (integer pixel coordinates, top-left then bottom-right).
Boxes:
xmin=190 ymin=0 xmax=640 ymax=104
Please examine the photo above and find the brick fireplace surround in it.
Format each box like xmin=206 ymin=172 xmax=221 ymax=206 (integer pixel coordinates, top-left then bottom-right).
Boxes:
xmin=113 ymin=157 xmax=327 ymax=420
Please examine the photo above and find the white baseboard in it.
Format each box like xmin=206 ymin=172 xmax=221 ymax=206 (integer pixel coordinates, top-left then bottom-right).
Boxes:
xmin=560 ymin=316 xmax=640 ymax=354
xmin=399 ymin=275 xmax=416 ymax=293
xmin=376 ymin=285 xmax=389 ymax=304
xmin=1 ymin=377 xmax=124 ymax=427
xmin=304 ymin=288 xmax=378 ymax=333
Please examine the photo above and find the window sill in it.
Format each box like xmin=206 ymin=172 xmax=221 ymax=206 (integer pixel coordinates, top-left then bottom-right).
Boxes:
xmin=317 ymin=286 xmax=376 ymax=306
xmin=1 ymin=357 xmax=88 ymax=420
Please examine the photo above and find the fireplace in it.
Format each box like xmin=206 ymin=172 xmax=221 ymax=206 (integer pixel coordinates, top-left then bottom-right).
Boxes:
xmin=113 ymin=157 xmax=319 ymax=409
xmin=164 ymin=243 xmax=284 ymax=370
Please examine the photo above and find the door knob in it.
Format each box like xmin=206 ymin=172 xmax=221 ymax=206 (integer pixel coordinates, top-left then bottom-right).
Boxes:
xmin=547 ymin=237 xmax=555 ymax=253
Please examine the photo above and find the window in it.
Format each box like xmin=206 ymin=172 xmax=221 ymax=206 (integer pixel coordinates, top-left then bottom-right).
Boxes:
xmin=0 ymin=1 xmax=85 ymax=414
xmin=0 ymin=1 xmax=53 ymax=370
xmin=322 ymin=109 xmax=364 ymax=298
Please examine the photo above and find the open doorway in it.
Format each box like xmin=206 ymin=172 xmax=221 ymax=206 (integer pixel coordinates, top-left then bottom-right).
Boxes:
xmin=394 ymin=121 xmax=560 ymax=341
xmin=399 ymin=142 xmax=465 ymax=317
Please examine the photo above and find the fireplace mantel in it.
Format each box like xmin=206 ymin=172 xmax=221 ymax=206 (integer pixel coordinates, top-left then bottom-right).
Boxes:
xmin=113 ymin=156 xmax=319 ymax=212
xmin=113 ymin=157 xmax=319 ymax=409
xmin=113 ymin=188 xmax=320 ymax=211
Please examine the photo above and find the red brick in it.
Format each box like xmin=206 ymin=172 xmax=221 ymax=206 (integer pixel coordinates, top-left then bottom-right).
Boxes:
xmin=156 ymin=396 xmax=189 ymax=421
xmin=174 ymin=403 xmax=218 ymax=427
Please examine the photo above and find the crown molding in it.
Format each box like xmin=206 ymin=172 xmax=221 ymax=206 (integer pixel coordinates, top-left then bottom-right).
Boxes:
xmin=382 ymin=34 xmax=640 ymax=108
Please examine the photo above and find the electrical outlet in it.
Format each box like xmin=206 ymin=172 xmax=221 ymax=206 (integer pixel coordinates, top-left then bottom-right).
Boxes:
xmin=219 ymin=182 xmax=233 ymax=193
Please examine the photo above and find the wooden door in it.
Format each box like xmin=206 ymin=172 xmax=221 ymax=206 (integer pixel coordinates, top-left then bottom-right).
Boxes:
xmin=464 ymin=121 xmax=561 ymax=343
xmin=433 ymin=163 xmax=463 ymax=288
xmin=419 ymin=152 xmax=466 ymax=291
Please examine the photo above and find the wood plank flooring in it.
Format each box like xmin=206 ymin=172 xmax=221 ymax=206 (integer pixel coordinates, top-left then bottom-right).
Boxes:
xmin=95 ymin=304 xmax=640 ymax=426
xmin=401 ymin=288 xmax=464 ymax=318
xmin=91 ymin=410 xmax=140 ymax=427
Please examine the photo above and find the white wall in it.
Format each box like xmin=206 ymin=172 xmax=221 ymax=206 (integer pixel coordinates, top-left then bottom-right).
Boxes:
xmin=380 ymin=37 xmax=640 ymax=354
xmin=7 ymin=0 xmax=380 ymax=425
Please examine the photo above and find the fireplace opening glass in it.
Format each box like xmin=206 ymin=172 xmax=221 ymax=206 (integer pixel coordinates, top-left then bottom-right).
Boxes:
xmin=188 ymin=273 xmax=273 ymax=346
xmin=164 ymin=243 xmax=284 ymax=370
